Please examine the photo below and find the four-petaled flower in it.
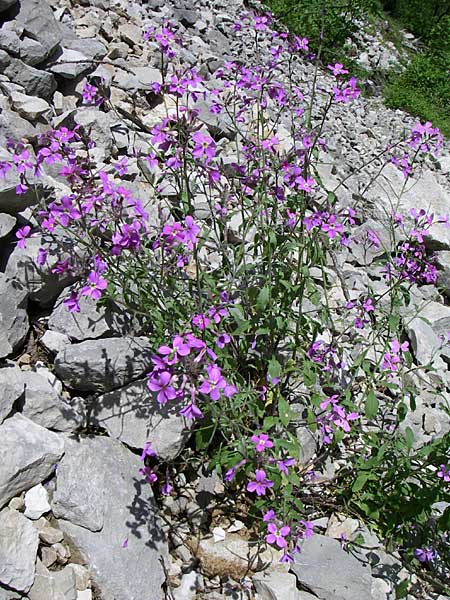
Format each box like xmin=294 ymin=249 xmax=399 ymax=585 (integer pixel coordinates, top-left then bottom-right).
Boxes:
xmin=251 ymin=432 xmax=274 ymax=453
xmin=246 ymin=469 xmax=274 ymax=496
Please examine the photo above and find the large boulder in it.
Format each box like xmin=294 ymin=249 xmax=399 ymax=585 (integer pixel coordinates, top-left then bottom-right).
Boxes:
xmin=94 ymin=378 xmax=191 ymax=460
xmin=290 ymin=534 xmax=373 ymax=600
xmin=48 ymin=291 xmax=136 ymax=342
xmin=54 ymin=336 xmax=152 ymax=392
xmin=0 ymin=414 xmax=64 ymax=508
xmin=52 ymin=436 xmax=168 ymax=600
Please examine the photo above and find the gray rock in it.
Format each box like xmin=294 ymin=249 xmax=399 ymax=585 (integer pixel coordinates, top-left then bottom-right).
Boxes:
xmin=28 ymin=559 xmax=76 ymax=600
xmin=73 ymin=108 xmax=113 ymax=161
xmin=3 ymin=55 xmax=57 ymax=100
xmin=0 ymin=508 xmax=39 ymax=593
xmin=0 ymin=274 xmax=29 ymax=359
xmin=93 ymin=379 xmax=190 ymax=460
xmin=15 ymin=0 xmax=62 ymax=62
xmin=290 ymin=534 xmax=373 ymax=600
xmin=54 ymin=336 xmax=152 ymax=392
xmin=367 ymin=165 xmax=450 ymax=249
xmin=20 ymin=370 xmax=82 ymax=431
xmin=0 ymin=147 xmax=43 ymax=214
xmin=0 ymin=29 xmax=21 ymax=55
xmin=63 ymin=37 xmax=107 ymax=62
xmin=253 ymin=571 xmax=301 ymax=600
xmin=0 ymin=414 xmax=64 ymax=508
xmin=19 ymin=36 xmax=48 ymax=67
xmin=53 ymin=436 xmax=167 ymax=600
xmin=9 ymin=90 xmax=52 ymax=121
xmin=48 ymin=47 xmax=92 ymax=79
xmin=40 ymin=330 xmax=71 ymax=354
xmin=0 ymin=212 xmax=16 ymax=239
xmin=0 ymin=362 xmax=25 ymax=424
xmin=48 ymin=291 xmax=135 ymax=342
xmin=4 ymin=234 xmax=76 ymax=306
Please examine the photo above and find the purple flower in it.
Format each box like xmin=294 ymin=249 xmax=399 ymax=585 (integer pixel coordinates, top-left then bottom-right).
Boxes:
xmin=147 ymin=371 xmax=177 ymax=405
xmin=114 ymin=157 xmax=128 ymax=176
xmin=199 ymin=364 xmax=227 ymax=401
xmin=139 ymin=466 xmax=158 ymax=484
xmin=192 ymin=131 xmax=216 ymax=163
xmin=263 ymin=509 xmax=276 ymax=522
xmin=277 ymin=457 xmax=296 ymax=475
xmin=246 ymin=469 xmax=274 ymax=496
xmin=63 ymin=290 xmax=80 ymax=313
xmin=140 ymin=441 xmax=156 ymax=461
xmin=16 ymin=226 xmax=31 ymax=249
xmin=251 ymin=433 xmax=274 ymax=453
xmin=266 ymin=522 xmax=291 ymax=548
xmin=414 ymin=547 xmax=435 ymax=563
xmin=437 ymin=464 xmax=450 ymax=482
xmin=80 ymin=271 xmax=108 ymax=301
xmin=179 ymin=402 xmax=203 ymax=420
xmin=328 ymin=62 xmax=349 ymax=76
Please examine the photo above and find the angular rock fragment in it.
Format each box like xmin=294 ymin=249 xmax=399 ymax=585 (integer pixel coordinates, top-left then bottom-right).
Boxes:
xmin=94 ymin=379 xmax=191 ymax=460
xmin=54 ymin=336 xmax=152 ymax=392
xmin=290 ymin=534 xmax=373 ymax=600
xmin=0 ymin=508 xmax=39 ymax=593
xmin=49 ymin=291 xmax=135 ymax=342
xmin=20 ymin=370 xmax=82 ymax=431
xmin=0 ymin=362 xmax=25 ymax=424
xmin=53 ymin=436 xmax=167 ymax=600
xmin=0 ymin=274 xmax=29 ymax=359
xmin=15 ymin=0 xmax=63 ymax=62
xmin=0 ymin=414 xmax=64 ymax=508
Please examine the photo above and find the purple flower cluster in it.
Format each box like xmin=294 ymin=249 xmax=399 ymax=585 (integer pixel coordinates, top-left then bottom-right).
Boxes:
xmin=263 ymin=510 xmax=313 ymax=562
xmin=147 ymin=331 xmax=237 ymax=419
xmin=317 ymin=395 xmax=359 ymax=445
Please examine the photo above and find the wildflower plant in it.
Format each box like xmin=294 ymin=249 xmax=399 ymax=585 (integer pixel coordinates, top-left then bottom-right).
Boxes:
xmin=2 ymin=7 xmax=449 ymax=592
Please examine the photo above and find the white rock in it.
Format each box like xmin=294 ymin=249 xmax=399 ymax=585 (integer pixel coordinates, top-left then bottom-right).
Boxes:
xmin=77 ymin=590 xmax=92 ymax=600
xmin=173 ymin=571 xmax=202 ymax=600
xmin=253 ymin=570 xmax=300 ymax=600
xmin=0 ymin=508 xmax=39 ymax=593
xmin=24 ymin=483 xmax=51 ymax=519
xmin=40 ymin=330 xmax=71 ymax=354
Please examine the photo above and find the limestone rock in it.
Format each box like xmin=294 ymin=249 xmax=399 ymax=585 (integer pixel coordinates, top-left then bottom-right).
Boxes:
xmin=93 ymin=379 xmax=191 ymax=460
xmin=20 ymin=370 xmax=82 ymax=432
xmin=253 ymin=571 xmax=301 ymax=600
xmin=24 ymin=483 xmax=51 ymax=519
xmin=0 ymin=213 xmax=16 ymax=239
xmin=53 ymin=436 xmax=167 ymax=600
xmin=290 ymin=534 xmax=373 ymax=600
xmin=54 ymin=336 xmax=152 ymax=392
xmin=0 ymin=508 xmax=39 ymax=593
xmin=0 ymin=362 xmax=25 ymax=424
xmin=0 ymin=274 xmax=29 ymax=359
xmin=0 ymin=414 xmax=64 ymax=508
xmin=15 ymin=0 xmax=62 ymax=62
xmin=48 ymin=291 xmax=135 ymax=342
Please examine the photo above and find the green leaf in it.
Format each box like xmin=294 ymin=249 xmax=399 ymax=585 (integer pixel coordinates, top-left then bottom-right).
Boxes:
xmin=352 ymin=472 xmax=370 ymax=492
xmin=395 ymin=579 xmax=409 ymax=599
xmin=404 ymin=427 xmax=415 ymax=450
xmin=195 ymin=419 xmax=215 ymax=450
xmin=257 ymin=286 xmax=270 ymax=310
xmin=365 ymin=390 xmax=378 ymax=420
xmin=278 ymin=397 xmax=291 ymax=427
xmin=303 ymin=361 xmax=317 ymax=386
xmin=268 ymin=357 xmax=282 ymax=380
